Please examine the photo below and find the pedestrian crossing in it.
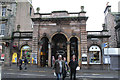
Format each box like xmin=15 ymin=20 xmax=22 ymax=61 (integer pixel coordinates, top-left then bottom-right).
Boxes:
xmin=3 ymin=72 xmax=118 ymax=79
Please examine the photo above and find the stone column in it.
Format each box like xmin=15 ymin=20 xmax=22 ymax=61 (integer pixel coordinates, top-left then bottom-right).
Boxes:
xmin=32 ymin=25 xmax=39 ymax=65
xmin=78 ymin=41 xmax=81 ymax=67
xmin=67 ymin=41 xmax=70 ymax=64
xmin=4 ymin=46 xmax=10 ymax=66
xmin=48 ymin=42 xmax=51 ymax=67
xmin=37 ymin=44 xmax=41 ymax=67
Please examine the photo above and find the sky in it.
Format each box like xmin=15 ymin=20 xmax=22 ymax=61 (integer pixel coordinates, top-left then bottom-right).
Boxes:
xmin=32 ymin=0 xmax=120 ymax=31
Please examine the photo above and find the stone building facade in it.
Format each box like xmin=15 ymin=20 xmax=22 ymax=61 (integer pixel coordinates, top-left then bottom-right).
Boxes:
xmin=104 ymin=5 xmax=120 ymax=48
xmin=0 ymin=1 xmax=115 ymax=69
xmin=15 ymin=1 xmax=34 ymax=31
xmin=0 ymin=0 xmax=17 ymax=65
xmin=32 ymin=10 xmax=88 ymax=68
xmin=104 ymin=5 xmax=117 ymax=48
xmin=31 ymin=10 xmax=111 ymax=69
xmin=115 ymin=16 xmax=120 ymax=48
xmin=87 ymin=30 xmax=110 ymax=69
xmin=0 ymin=0 xmax=34 ymax=66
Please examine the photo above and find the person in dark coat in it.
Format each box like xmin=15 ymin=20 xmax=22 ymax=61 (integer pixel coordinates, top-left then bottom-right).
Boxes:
xmin=69 ymin=55 xmax=78 ymax=80
xmin=24 ymin=57 xmax=28 ymax=70
xmin=63 ymin=57 xmax=69 ymax=78
xmin=19 ymin=58 xmax=22 ymax=70
xmin=54 ymin=55 xmax=66 ymax=80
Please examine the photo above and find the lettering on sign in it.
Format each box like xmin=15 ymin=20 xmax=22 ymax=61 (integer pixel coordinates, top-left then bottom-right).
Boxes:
xmin=21 ymin=33 xmax=32 ymax=37
xmin=14 ymin=33 xmax=20 ymax=37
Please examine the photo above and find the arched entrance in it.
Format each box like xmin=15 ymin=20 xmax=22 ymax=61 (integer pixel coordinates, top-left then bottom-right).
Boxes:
xmin=51 ymin=33 xmax=67 ymax=60
xmin=12 ymin=52 xmax=17 ymax=63
xmin=88 ymin=45 xmax=101 ymax=64
xmin=40 ymin=37 xmax=49 ymax=67
xmin=20 ymin=45 xmax=31 ymax=63
xmin=70 ymin=37 xmax=78 ymax=61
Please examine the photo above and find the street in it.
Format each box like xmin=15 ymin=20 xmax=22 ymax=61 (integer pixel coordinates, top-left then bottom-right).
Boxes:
xmin=1 ymin=64 xmax=119 ymax=80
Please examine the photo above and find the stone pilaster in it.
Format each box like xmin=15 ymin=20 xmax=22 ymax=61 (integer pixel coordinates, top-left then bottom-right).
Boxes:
xmin=4 ymin=46 xmax=10 ymax=66
xmin=48 ymin=42 xmax=51 ymax=67
xmin=32 ymin=25 xmax=39 ymax=64
xmin=80 ymin=24 xmax=88 ymax=68
xmin=78 ymin=41 xmax=81 ymax=67
xmin=67 ymin=41 xmax=70 ymax=64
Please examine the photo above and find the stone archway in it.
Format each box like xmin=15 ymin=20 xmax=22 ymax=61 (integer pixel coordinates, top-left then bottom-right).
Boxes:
xmin=20 ymin=45 xmax=32 ymax=63
xmin=51 ymin=33 xmax=67 ymax=59
xmin=70 ymin=37 xmax=78 ymax=60
xmin=69 ymin=36 xmax=81 ymax=67
xmin=40 ymin=37 xmax=49 ymax=67
xmin=47 ymin=32 xmax=69 ymax=67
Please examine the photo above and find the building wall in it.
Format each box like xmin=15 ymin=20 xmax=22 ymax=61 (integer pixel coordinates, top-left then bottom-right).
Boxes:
xmin=0 ymin=1 xmax=17 ymax=66
xmin=0 ymin=2 xmax=16 ymax=37
xmin=105 ymin=12 xmax=117 ymax=48
xmin=118 ymin=1 xmax=120 ymax=12
xmin=32 ymin=11 xmax=88 ymax=67
xmin=15 ymin=2 xmax=34 ymax=31
xmin=87 ymin=37 xmax=109 ymax=69
xmin=0 ymin=0 xmax=34 ymax=66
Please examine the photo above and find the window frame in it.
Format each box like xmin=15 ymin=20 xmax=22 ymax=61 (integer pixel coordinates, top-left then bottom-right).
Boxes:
xmin=2 ymin=6 xmax=6 ymax=17
xmin=89 ymin=46 xmax=101 ymax=64
xmin=0 ymin=23 xmax=6 ymax=35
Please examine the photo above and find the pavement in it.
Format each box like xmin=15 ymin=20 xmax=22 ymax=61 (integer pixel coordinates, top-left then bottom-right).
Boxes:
xmin=1 ymin=64 xmax=120 ymax=80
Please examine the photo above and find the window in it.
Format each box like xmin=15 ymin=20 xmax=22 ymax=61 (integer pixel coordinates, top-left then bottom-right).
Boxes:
xmin=89 ymin=46 xmax=101 ymax=64
xmin=1 ymin=24 xmax=5 ymax=35
xmin=2 ymin=7 xmax=6 ymax=17
xmin=30 ymin=7 xmax=32 ymax=16
xmin=118 ymin=29 xmax=120 ymax=43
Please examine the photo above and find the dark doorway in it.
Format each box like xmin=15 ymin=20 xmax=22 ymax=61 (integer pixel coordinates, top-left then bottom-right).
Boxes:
xmin=51 ymin=33 xmax=67 ymax=60
xmin=40 ymin=37 xmax=49 ymax=67
xmin=70 ymin=37 xmax=78 ymax=61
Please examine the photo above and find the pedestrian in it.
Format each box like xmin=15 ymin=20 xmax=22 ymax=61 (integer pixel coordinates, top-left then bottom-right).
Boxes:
xmin=63 ymin=57 xmax=69 ymax=71
xmin=19 ymin=58 xmax=22 ymax=70
xmin=24 ymin=57 xmax=28 ymax=70
xmin=63 ymin=57 xmax=69 ymax=79
xmin=54 ymin=55 xmax=65 ymax=80
xmin=52 ymin=56 xmax=56 ymax=67
xmin=69 ymin=55 xmax=78 ymax=80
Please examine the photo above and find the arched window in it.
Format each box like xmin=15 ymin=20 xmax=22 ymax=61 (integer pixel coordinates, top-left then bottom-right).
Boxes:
xmin=21 ymin=46 xmax=31 ymax=63
xmin=89 ymin=46 xmax=101 ymax=64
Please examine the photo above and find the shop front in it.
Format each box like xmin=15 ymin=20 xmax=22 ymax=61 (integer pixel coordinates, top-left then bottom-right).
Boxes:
xmin=89 ymin=45 xmax=101 ymax=64
xmin=20 ymin=45 xmax=31 ymax=63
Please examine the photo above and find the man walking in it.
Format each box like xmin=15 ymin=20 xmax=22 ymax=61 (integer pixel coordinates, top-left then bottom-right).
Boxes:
xmin=54 ymin=55 xmax=65 ymax=80
xmin=24 ymin=57 xmax=28 ymax=70
xmin=19 ymin=58 xmax=22 ymax=70
xmin=69 ymin=55 xmax=78 ymax=80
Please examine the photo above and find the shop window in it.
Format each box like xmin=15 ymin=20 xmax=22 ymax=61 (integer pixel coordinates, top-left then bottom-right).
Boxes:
xmin=21 ymin=46 xmax=31 ymax=63
xmin=89 ymin=46 xmax=101 ymax=64
xmin=82 ymin=57 xmax=87 ymax=61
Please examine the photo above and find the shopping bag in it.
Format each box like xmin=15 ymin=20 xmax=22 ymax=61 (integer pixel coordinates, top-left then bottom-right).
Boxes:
xmin=54 ymin=72 xmax=56 ymax=76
